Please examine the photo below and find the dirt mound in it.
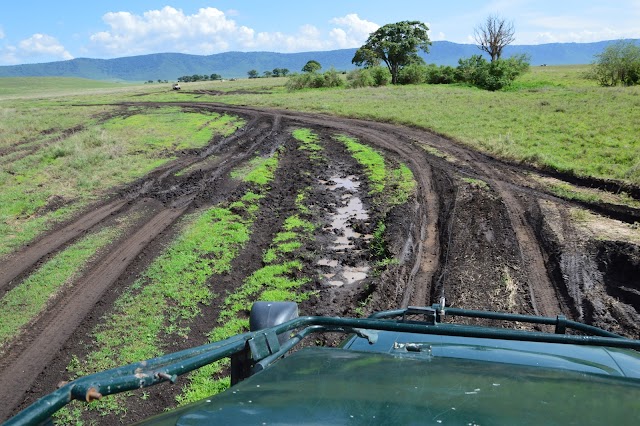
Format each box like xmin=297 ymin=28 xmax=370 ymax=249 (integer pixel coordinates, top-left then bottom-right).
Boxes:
xmin=1 ymin=104 xmax=639 ymax=422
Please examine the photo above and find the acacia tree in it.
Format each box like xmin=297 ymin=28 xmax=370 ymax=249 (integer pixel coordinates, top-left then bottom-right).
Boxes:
xmin=474 ymin=15 xmax=515 ymax=62
xmin=352 ymin=21 xmax=431 ymax=84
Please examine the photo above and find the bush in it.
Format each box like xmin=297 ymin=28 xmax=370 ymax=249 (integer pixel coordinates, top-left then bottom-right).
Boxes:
xmin=321 ymin=68 xmax=344 ymax=88
xmin=397 ymin=63 xmax=427 ymax=85
xmin=285 ymin=73 xmax=314 ymax=91
xmin=588 ymin=40 xmax=640 ymax=86
xmin=424 ymin=64 xmax=457 ymax=84
xmin=285 ymin=68 xmax=344 ymax=91
xmin=455 ymin=54 xmax=530 ymax=91
xmin=456 ymin=55 xmax=488 ymax=86
xmin=347 ymin=69 xmax=375 ymax=88
xmin=369 ymin=66 xmax=391 ymax=86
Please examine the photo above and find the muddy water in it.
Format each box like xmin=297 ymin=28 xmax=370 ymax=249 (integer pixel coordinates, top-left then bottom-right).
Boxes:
xmin=317 ymin=175 xmax=371 ymax=287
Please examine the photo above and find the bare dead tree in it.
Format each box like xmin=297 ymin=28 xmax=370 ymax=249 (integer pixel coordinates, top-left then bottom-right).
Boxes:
xmin=474 ymin=15 xmax=515 ymax=62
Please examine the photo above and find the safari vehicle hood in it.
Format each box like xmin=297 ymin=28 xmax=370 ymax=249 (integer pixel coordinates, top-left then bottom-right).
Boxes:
xmin=140 ymin=338 xmax=640 ymax=425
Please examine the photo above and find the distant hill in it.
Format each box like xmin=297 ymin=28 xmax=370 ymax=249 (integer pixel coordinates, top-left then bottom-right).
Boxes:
xmin=0 ymin=40 xmax=637 ymax=82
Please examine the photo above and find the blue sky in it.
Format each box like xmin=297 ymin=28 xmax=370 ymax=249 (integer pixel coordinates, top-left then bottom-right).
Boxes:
xmin=1 ymin=1 xmax=639 ymax=65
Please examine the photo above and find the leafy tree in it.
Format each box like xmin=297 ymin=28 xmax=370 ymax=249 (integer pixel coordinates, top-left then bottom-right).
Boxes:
xmin=352 ymin=21 xmax=431 ymax=84
xmin=302 ymin=60 xmax=322 ymax=73
xmin=271 ymin=68 xmax=290 ymax=77
xmin=589 ymin=40 xmax=640 ymax=86
xmin=352 ymin=48 xmax=381 ymax=68
xmin=247 ymin=69 xmax=259 ymax=79
xmin=263 ymin=70 xmax=273 ymax=78
xmin=210 ymin=73 xmax=222 ymax=80
xmin=474 ymin=15 xmax=515 ymax=62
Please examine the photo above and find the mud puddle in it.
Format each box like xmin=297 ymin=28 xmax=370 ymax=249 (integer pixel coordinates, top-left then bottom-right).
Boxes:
xmin=317 ymin=175 xmax=371 ymax=287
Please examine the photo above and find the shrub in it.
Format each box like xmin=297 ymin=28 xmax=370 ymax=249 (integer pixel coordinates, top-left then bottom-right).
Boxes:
xmin=321 ymin=68 xmax=344 ymax=88
xmin=456 ymin=55 xmax=488 ymax=85
xmin=397 ymin=63 xmax=427 ymax=85
xmin=285 ymin=73 xmax=314 ymax=91
xmin=456 ymin=54 xmax=530 ymax=91
xmin=347 ymin=69 xmax=375 ymax=88
xmin=424 ymin=64 xmax=457 ymax=84
xmin=369 ymin=66 xmax=392 ymax=86
xmin=285 ymin=68 xmax=344 ymax=91
xmin=588 ymin=40 xmax=640 ymax=86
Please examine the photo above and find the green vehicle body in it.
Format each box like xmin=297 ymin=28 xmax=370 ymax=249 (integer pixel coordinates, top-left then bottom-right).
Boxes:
xmin=5 ymin=304 xmax=640 ymax=425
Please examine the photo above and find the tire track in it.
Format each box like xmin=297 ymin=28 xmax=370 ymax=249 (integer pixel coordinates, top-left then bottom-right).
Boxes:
xmin=200 ymin=105 xmax=570 ymax=314
xmin=1 ymin=112 xmax=283 ymax=421
xmin=0 ymin=200 xmax=128 ymax=293
xmin=0 ymin=205 xmax=186 ymax=420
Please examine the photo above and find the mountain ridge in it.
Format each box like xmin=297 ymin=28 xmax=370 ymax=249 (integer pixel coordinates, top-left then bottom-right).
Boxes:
xmin=0 ymin=39 xmax=637 ymax=82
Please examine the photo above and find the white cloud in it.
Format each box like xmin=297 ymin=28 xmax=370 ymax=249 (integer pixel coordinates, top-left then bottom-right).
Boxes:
xmin=87 ymin=7 xmax=383 ymax=55
xmin=432 ymin=32 xmax=447 ymax=42
xmin=253 ymin=25 xmax=331 ymax=52
xmin=19 ymin=34 xmax=73 ymax=60
xmin=329 ymin=14 xmax=378 ymax=48
xmin=0 ymin=27 xmax=4 ymax=39
xmin=0 ymin=33 xmax=73 ymax=64
xmin=88 ymin=6 xmax=254 ymax=56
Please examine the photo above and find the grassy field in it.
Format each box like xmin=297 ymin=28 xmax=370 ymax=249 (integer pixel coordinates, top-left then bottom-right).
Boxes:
xmin=193 ymin=67 xmax=640 ymax=185
xmin=33 ymin=66 xmax=631 ymax=186
xmin=0 ymin=100 xmax=244 ymax=257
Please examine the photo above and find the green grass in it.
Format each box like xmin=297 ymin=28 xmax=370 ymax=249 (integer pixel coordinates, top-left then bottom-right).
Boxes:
xmin=422 ymin=145 xmax=456 ymax=162
xmin=67 ymin=202 xmax=255 ymax=373
xmin=61 ymin=195 xmax=258 ymax=421
xmin=547 ymin=181 xmax=602 ymax=204
xmin=0 ymin=103 xmax=114 ymax=149
xmin=6 ymin=66 xmax=639 ymax=186
xmin=292 ymin=128 xmax=323 ymax=157
xmin=531 ymin=175 xmax=640 ymax=208
xmin=0 ymin=77 xmax=127 ymax=97
xmin=230 ymin=153 xmax=279 ymax=185
xmin=335 ymin=134 xmax=386 ymax=193
xmin=176 ymin=189 xmax=317 ymax=405
xmin=334 ymin=134 xmax=416 ymax=206
xmin=0 ymin=225 xmax=122 ymax=348
xmin=0 ymin=107 xmax=244 ymax=257
xmin=102 ymin=107 xmax=244 ymax=152
xmin=60 ymin=143 xmax=278 ymax=422
xmin=462 ymin=177 xmax=491 ymax=191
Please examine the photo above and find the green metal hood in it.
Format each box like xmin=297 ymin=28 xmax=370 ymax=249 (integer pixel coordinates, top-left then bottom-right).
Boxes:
xmin=140 ymin=346 xmax=640 ymax=425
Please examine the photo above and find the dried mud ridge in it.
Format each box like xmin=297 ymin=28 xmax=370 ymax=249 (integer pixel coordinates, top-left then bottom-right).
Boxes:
xmin=1 ymin=103 xmax=639 ymax=422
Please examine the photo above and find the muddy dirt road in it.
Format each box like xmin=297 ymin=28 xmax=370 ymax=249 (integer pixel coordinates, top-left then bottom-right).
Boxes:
xmin=1 ymin=103 xmax=639 ymax=422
